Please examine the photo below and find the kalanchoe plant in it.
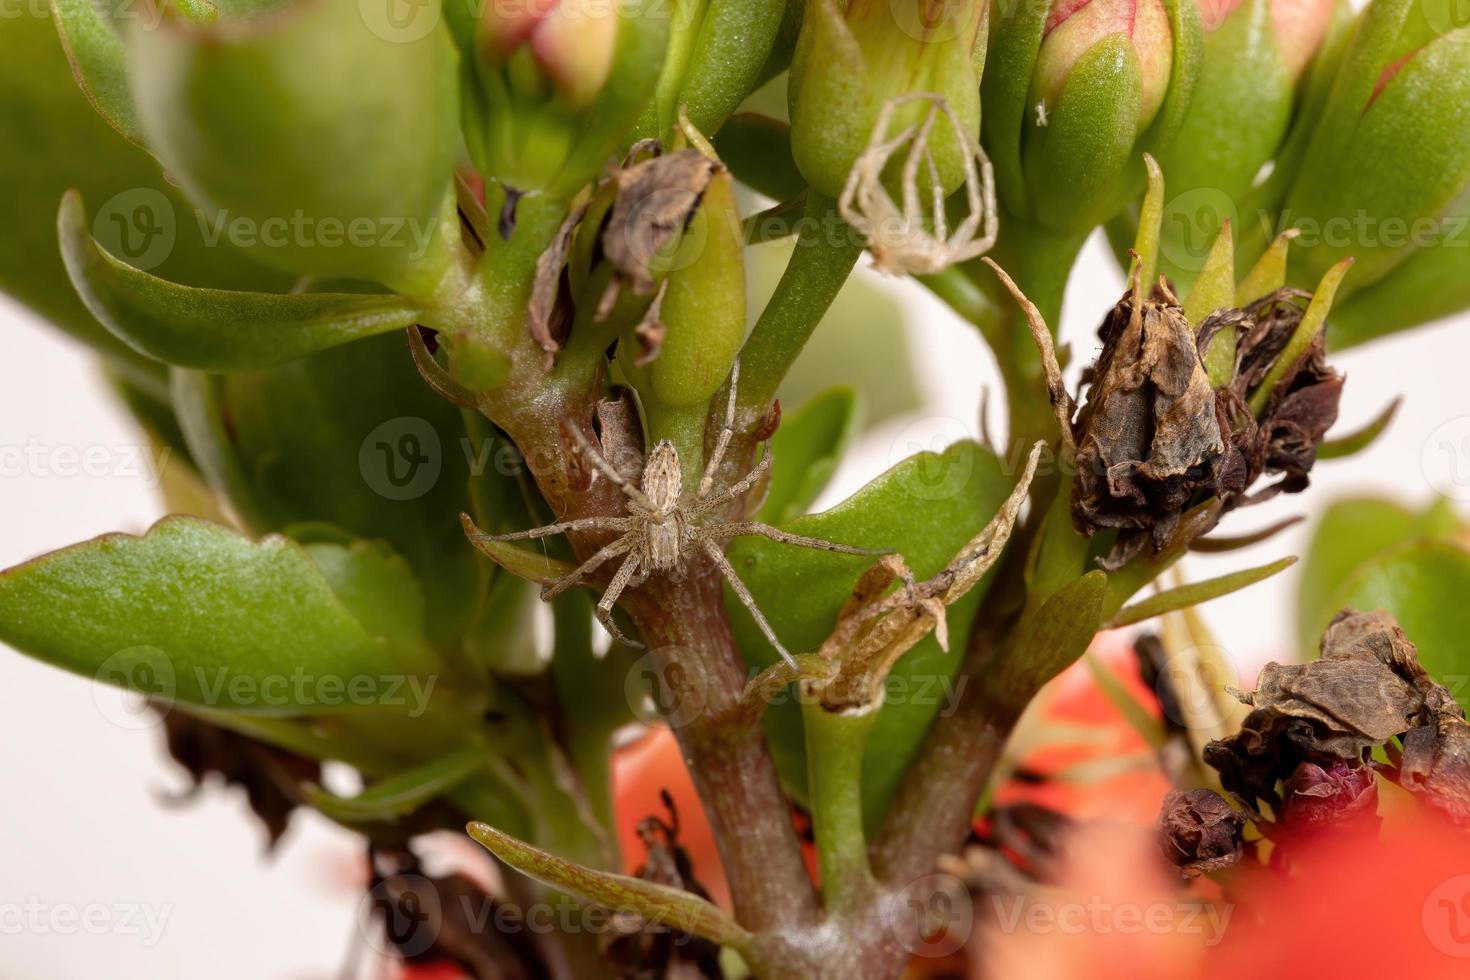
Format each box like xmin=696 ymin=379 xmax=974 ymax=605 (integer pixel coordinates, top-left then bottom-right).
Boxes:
xmin=5 ymin=0 xmax=1470 ymax=976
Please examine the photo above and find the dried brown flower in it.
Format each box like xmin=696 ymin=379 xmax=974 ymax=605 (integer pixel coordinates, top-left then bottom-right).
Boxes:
xmin=158 ymin=710 xmax=317 ymax=849
xmin=1279 ymin=759 xmax=1379 ymax=834
xmin=367 ymin=849 xmax=543 ymax=980
xmin=1209 ymin=288 xmax=1343 ymax=505
xmin=1071 ymin=284 xmax=1343 ymax=568
xmin=600 ymin=791 xmax=724 ymax=980
xmin=1158 ymin=788 xmax=1246 ymax=877
xmin=1072 ymin=282 xmax=1224 ymax=564
xmin=1203 ymin=610 xmax=1461 ymax=820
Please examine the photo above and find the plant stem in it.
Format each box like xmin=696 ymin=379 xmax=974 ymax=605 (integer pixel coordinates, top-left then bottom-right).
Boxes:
xmin=736 ymin=192 xmax=863 ymax=419
xmin=968 ymin=216 xmax=1088 ymax=451
xmin=635 ymin=563 xmax=822 ymax=934
xmin=802 ymin=698 xmax=878 ymax=916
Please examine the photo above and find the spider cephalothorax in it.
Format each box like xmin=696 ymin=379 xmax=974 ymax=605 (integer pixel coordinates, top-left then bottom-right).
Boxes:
xmin=474 ymin=364 xmax=885 ymax=666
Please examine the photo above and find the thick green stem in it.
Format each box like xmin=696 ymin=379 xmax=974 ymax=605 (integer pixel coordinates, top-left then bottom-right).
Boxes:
xmin=802 ymin=698 xmax=878 ymax=916
xmin=634 ymin=565 xmax=823 ymax=934
xmin=969 ymin=216 xmax=1088 ymax=451
xmin=736 ymin=192 xmax=863 ymax=418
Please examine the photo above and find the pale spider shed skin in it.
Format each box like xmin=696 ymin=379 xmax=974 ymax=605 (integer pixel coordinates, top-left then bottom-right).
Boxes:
xmin=473 ymin=363 xmax=889 ymax=667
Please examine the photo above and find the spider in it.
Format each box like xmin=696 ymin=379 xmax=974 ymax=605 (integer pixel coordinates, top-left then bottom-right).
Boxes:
xmin=837 ymin=92 xmax=998 ymax=277
xmin=473 ymin=363 xmax=886 ymax=667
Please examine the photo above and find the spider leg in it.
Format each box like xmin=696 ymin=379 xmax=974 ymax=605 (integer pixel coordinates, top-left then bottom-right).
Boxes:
xmin=699 ymin=538 xmax=797 ymax=669
xmin=567 ymin=422 xmax=656 ymax=512
xmin=703 ymin=521 xmax=890 ymax=557
xmin=595 ymin=551 xmax=646 ymax=649
xmin=471 ymin=515 xmax=634 ymax=542
xmin=689 ymin=446 xmax=772 ymax=517
xmin=697 ymin=360 xmax=741 ymax=500
xmin=539 ymin=535 xmax=636 ymax=601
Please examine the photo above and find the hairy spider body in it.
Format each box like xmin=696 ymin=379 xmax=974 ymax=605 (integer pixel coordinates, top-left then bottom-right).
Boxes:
xmin=474 ymin=364 xmax=885 ymax=667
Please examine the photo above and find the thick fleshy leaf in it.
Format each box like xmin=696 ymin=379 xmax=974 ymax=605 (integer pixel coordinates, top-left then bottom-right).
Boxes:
xmin=467 ymin=822 xmax=753 ymax=950
xmin=726 ymin=440 xmax=1013 ymax=828
xmin=1106 ymin=557 xmax=1296 ymax=629
xmin=0 ymin=13 xmax=293 ymax=390
xmin=49 ymin=0 xmax=146 ymax=147
xmin=59 ymin=191 xmax=425 ymax=370
xmin=758 ymin=387 xmax=861 ymax=524
xmin=306 ymin=746 xmax=485 ymax=823
xmin=0 ymin=517 xmax=439 ymax=714
xmin=1296 ymin=497 xmax=1460 ymax=654
xmin=125 ymin=0 xmax=461 ymax=292
xmin=748 ymin=240 xmax=919 ymax=426
xmin=1329 ymin=541 xmax=1470 ymax=711
xmin=171 ymin=332 xmax=509 ymax=645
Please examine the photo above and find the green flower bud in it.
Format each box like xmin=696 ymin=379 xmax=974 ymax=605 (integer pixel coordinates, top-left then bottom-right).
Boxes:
xmin=788 ymin=0 xmax=988 ymax=200
xmin=1271 ymin=0 xmax=1470 ymax=344
xmin=984 ymin=0 xmax=1201 ymax=235
xmin=1152 ymin=0 xmax=1339 ymax=287
xmin=126 ymin=0 xmax=461 ymax=299
xmin=458 ymin=0 xmax=668 ymax=198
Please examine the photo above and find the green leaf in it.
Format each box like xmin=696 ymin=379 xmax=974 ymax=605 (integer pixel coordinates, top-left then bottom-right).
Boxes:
xmin=1106 ymin=557 xmax=1297 ymax=629
xmin=467 ymin=822 xmax=753 ymax=952
xmin=59 ymin=190 xmax=425 ymax=370
xmin=1329 ymin=541 xmax=1470 ymax=711
xmin=50 ymin=0 xmax=146 ymax=147
xmin=759 ymin=387 xmax=861 ymax=524
xmin=726 ymin=440 xmax=1013 ymax=829
xmin=0 ymin=517 xmax=440 ymax=713
xmin=1317 ymin=398 xmax=1400 ymax=460
xmin=172 ymin=332 xmax=508 ymax=646
xmin=306 ymin=746 xmax=486 ymax=823
xmin=989 ymin=570 xmax=1108 ymax=707
xmin=1296 ymin=496 xmax=1461 ymax=654
xmin=0 ymin=11 xmax=293 ymax=390
xmin=747 ymin=239 xmax=920 ymax=427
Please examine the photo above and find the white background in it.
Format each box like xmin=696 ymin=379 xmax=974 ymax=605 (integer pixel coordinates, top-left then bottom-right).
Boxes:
xmin=1 ymin=233 xmax=1465 ymax=977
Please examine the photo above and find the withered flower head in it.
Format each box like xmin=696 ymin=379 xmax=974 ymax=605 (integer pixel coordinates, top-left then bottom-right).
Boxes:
xmin=1072 ymin=282 xmax=1343 ymax=567
xmin=1071 ymin=280 xmax=1224 ymax=564
xmin=1158 ymin=788 xmax=1246 ymax=877
xmin=159 ymin=710 xmax=318 ymax=849
xmin=1279 ymin=759 xmax=1379 ymax=835
xmin=1207 ymin=288 xmax=1344 ymax=504
xmin=1399 ymin=710 xmax=1470 ymax=829
xmin=1204 ymin=610 xmax=1460 ymax=820
xmin=600 ymin=791 xmax=725 ymax=979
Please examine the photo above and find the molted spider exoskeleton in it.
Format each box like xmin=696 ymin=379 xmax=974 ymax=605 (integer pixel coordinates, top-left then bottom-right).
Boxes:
xmin=838 ymin=92 xmax=999 ymax=278
xmin=472 ymin=363 xmax=887 ymax=668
